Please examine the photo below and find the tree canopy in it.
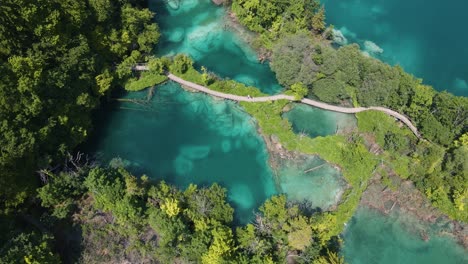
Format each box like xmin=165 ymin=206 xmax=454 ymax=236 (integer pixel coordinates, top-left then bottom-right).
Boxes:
xmin=28 ymin=166 xmax=340 ymax=263
xmin=0 ymin=0 xmax=159 ymax=210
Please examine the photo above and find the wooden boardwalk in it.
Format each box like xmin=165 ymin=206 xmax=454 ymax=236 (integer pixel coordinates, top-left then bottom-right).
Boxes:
xmin=167 ymin=74 xmax=421 ymax=138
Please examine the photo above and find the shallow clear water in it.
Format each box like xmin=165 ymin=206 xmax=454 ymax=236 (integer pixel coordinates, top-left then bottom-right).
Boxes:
xmin=277 ymin=155 xmax=345 ymax=210
xmin=322 ymin=0 xmax=468 ymax=96
xmin=89 ymin=82 xmax=277 ymax=223
xmin=150 ymin=0 xmax=282 ymax=94
xmin=283 ymin=104 xmax=357 ymax=138
xmin=342 ymin=207 xmax=468 ymax=264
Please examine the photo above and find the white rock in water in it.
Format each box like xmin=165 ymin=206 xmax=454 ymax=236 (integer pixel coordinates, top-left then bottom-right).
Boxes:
xmin=364 ymin=40 xmax=384 ymax=54
xmin=362 ymin=51 xmax=371 ymax=57
xmin=332 ymin=29 xmax=348 ymax=45
xmin=229 ymin=184 xmax=254 ymax=209
xmin=167 ymin=0 xmax=179 ymax=10
xmin=212 ymin=0 xmax=224 ymax=5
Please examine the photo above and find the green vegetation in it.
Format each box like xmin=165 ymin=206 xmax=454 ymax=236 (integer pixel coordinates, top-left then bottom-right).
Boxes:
xmin=0 ymin=232 xmax=60 ymax=264
xmin=241 ymin=100 xmax=377 ymax=241
xmin=1 ymin=0 xmax=466 ymax=262
xmin=0 ymin=0 xmax=159 ymax=211
xmin=270 ymin=35 xmax=468 ymax=146
xmin=357 ymin=112 xmax=467 ymax=221
xmin=231 ymin=0 xmax=328 ymax=49
xmin=232 ymin=0 xmax=467 ymax=144
xmin=231 ymin=0 xmax=467 ymax=222
xmin=270 ymin=33 xmax=321 ymax=88
xmin=17 ymin=165 xmax=340 ymax=263
xmin=124 ymin=57 xmax=171 ymax=91
xmin=0 ymin=0 xmax=161 ymax=261
xmin=162 ymin=60 xmax=378 ymax=242
xmin=124 ymin=72 xmax=167 ymax=91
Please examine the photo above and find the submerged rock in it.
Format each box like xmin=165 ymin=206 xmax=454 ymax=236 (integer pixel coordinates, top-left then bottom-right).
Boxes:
xmin=212 ymin=0 xmax=224 ymax=5
xmin=180 ymin=145 xmax=211 ymax=160
xmin=332 ymin=28 xmax=348 ymax=45
xmin=167 ymin=0 xmax=179 ymax=10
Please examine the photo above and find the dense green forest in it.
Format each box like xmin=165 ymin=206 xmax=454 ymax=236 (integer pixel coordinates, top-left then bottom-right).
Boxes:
xmin=13 ymin=164 xmax=340 ymax=263
xmin=0 ymin=0 xmax=160 ymax=262
xmin=0 ymin=0 xmax=158 ymax=209
xmin=1 ymin=0 xmax=467 ymax=263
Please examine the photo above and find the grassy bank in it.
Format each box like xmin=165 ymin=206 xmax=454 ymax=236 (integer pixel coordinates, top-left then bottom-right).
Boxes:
xmin=124 ymin=72 xmax=168 ymax=91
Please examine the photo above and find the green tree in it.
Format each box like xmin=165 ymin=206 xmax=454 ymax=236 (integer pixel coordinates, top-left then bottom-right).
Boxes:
xmin=311 ymin=78 xmax=349 ymax=104
xmin=89 ymin=0 xmax=113 ymax=22
xmin=37 ymin=171 xmax=86 ymax=219
xmin=285 ymin=216 xmax=312 ymax=250
xmin=0 ymin=0 xmax=160 ymax=212
xmin=170 ymin=54 xmax=194 ymax=74
xmin=384 ymin=132 xmax=408 ymax=153
xmin=311 ymin=6 xmax=326 ymax=33
xmin=0 ymin=232 xmax=60 ymax=264
xmin=271 ymin=33 xmax=320 ymax=87
xmin=201 ymin=227 xmax=234 ymax=264
xmin=290 ymin=82 xmax=309 ymax=100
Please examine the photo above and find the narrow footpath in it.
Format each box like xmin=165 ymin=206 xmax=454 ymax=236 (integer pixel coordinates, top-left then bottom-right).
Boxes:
xmin=167 ymin=73 xmax=421 ymax=138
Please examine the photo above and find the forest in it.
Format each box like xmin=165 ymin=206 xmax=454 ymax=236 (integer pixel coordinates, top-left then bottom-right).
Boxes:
xmin=11 ymin=163 xmax=341 ymax=263
xmin=0 ymin=0 xmax=162 ymax=262
xmin=0 ymin=0 xmax=466 ymax=263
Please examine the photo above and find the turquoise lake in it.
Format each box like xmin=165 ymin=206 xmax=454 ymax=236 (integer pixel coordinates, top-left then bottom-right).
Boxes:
xmin=87 ymin=0 xmax=467 ymax=261
xmin=89 ymin=82 xmax=277 ymax=223
xmin=150 ymin=0 xmax=281 ymax=94
xmin=322 ymin=0 xmax=468 ymax=96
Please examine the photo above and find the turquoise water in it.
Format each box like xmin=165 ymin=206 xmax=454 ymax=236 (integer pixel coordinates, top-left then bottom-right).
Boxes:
xmin=322 ymin=0 xmax=468 ymax=96
xmin=277 ymin=155 xmax=345 ymax=210
xmin=342 ymin=207 xmax=468 ymax=264
xmin=88 ymin=0 xmax=468 ymax=261
xmin=150 ymin=0 xmax=282 ymax=94
xmin=283 ymin=104 xmax=357 ymax=138
xmin=90 ymin=82 xmax=277 ymax=223
xmin=89 ymin=82 xmax=346 ymax=221
xmin=88 ymin=0 xmax=345 ymax=223
xmin=279 ymin=104 xmax=354 ymax=210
